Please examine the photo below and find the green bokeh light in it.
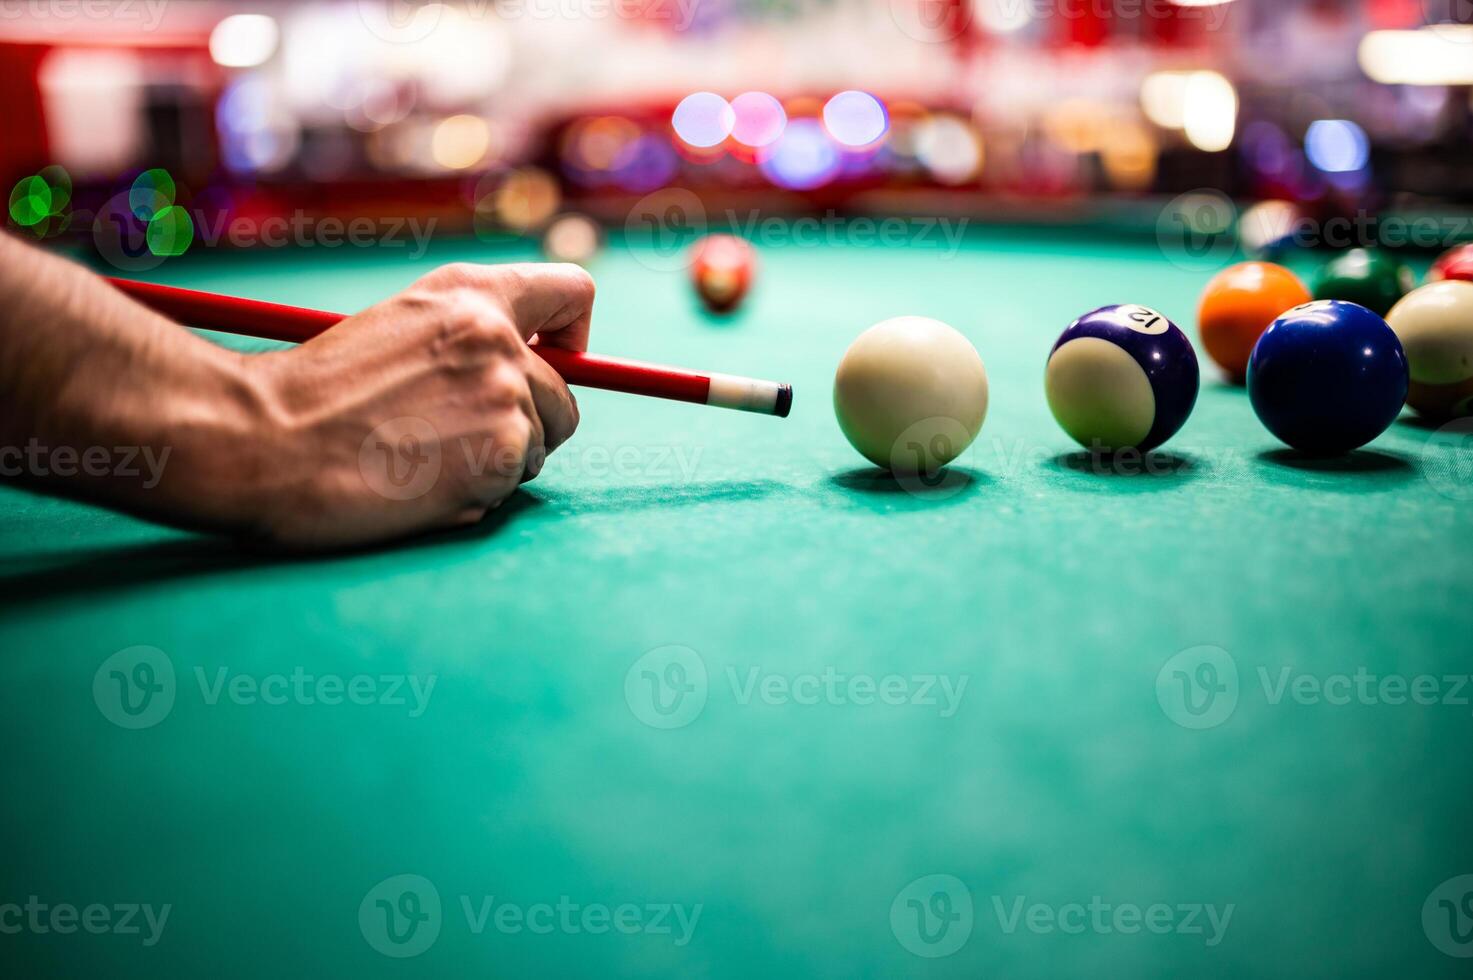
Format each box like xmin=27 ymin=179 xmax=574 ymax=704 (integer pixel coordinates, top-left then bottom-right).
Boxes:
xmin=130 ymin=168 xmax=176 ymax=222
xmin=8 ymin=176 xmax=52 ymax=227
xmin=38 ymin=165 xmax=72 ymax=212
xmin=146 ymin=205 xmax=194 ymax=257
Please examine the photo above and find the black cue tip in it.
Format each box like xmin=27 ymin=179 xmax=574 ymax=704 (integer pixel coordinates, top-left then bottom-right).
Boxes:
xmin=775 ymin=384 xmax=793 ymax=419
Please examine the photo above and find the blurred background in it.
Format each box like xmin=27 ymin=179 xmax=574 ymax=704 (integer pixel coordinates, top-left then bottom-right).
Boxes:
xmin=2 ymin=0 xmax=1472 ymax=261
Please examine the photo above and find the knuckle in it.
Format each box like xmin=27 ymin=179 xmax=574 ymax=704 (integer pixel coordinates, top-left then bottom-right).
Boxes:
xmin=560 ymin=264 xmax=596 ymax=303
xmin=485 ymin=363 xmax=531 ymax=409
xmin=424 ymin=262 xmax=485 ymax=290
xmin=440 ymin=300 xmax=519 ymax=358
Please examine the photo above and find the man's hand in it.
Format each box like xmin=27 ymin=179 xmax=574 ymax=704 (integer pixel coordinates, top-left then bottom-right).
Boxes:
xmin=245 ymin=263 xmax=591 ymax=548
xmin=0 ymin=232 xmax=593 ymax=550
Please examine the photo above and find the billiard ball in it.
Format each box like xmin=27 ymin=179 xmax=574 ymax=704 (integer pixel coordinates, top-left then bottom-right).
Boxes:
xmin=1247 ymin=301 xmax=1409 ymax=454
xmin=1197 ymin=262 xmax=1311 ymax=382
xmin=1386 ymin=281 xmax=1473 ymax=421
xmin=689 ymin=234 xmax=755 ymax=313
xmin=1427 ymin=243 xmax=1473 ymax=285
xmin=1045 ymin=304 xmax=1200 ymax=453
xmin=541 ymin=213 xmax=601 ymax=265
xmin=833 ymin=316 xmax=988 ymax=472
xmin=1311 ymin=248 xmax=1415 ymax=317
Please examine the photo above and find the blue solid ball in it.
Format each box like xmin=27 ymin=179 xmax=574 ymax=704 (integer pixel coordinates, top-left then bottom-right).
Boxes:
xmin=1046 ymin=304 xmax=1200 ymax=452
xmin=1247 ymin=300 xmax=1408 ymax=454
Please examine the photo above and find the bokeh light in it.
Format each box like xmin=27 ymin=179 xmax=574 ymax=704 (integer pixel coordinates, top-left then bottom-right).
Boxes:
xmin=130 ymin=169 xmax=176 ymax=222
xmin=609 ymin=136 xmax=679 ymax=193
xmin=760 ymin=118 xmax=842 ymax=190
xmin=9 ymin=176 xmax=52 ymax=227
xmin=218 ymin=77 xmax=298 ymax=174
xmin=431 ymin=115 xmax=493 ymax=170
xmin=822 ymin=91 xmax=888 ymax=148
xmin=1238 ymin=199 xmax=1302 ymax=258
xmin=1305 ymin=119 xmax=1370 ymax=173
xmin=146 ymin=205 xmax=194 ymax=257
xmin=915 ymin=115 xmax=983 ymax=185
xmin=476 ymin=167 xmax=561 ymax=235
xmin=672 ymin=92 xmax=735 ymax=148
xmin=730 ymin=92 xmax=787 ymax=148
xmin=209 ymin=14 xmax=280 ymax=68
xmin=1182 ymin=71 xmax=1237 ymax=152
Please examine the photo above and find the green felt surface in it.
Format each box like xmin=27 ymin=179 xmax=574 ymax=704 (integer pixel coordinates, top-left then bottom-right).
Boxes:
xmin=3 ymin=229 xmax=1473 ymax=978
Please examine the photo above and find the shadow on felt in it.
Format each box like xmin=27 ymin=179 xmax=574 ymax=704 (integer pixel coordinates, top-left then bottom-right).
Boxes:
xmin=1256 ymin=447 xmax=1415 ymax=476
xmin=1050 ymin=450 xmax=1200 ymax=481
xmin=828 ymin=465 xmax=989 ymax=504
xmin=0 ymin=492 xmax=545 ymax=611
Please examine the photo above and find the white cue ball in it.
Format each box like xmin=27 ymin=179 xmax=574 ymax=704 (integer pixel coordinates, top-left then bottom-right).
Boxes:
xmin=833 ymin=316 xmax=989 ymax=472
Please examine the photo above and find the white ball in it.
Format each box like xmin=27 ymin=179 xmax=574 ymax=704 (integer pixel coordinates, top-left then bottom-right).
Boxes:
xmin=833 ymin=316 xmax=989 ymax=472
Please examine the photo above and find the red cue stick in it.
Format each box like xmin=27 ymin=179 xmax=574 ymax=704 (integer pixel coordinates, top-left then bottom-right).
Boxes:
xmin=106 ymin=278 xmax=793 ymax=418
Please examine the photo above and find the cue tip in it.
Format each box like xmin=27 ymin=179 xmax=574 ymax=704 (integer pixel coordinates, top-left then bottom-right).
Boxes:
xmin=775 ymin=384 xmax=793 ymax=419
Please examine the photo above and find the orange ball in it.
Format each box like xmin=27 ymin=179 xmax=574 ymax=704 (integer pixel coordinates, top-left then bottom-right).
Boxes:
xmin=1196 ymin=262 xmax=1311 ymax=382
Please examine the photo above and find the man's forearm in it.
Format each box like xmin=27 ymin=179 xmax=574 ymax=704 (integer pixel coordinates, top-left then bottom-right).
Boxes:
xmin=0 ymin=233 xmax=272 ymax=531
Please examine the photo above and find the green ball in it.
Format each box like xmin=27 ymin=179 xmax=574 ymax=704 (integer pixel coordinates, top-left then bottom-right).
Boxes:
xmin=1311 ymin=248 xmax=1415 ymax=317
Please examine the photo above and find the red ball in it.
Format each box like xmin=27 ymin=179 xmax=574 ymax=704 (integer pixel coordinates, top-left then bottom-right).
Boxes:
xmin=688 ymin=235 xmax=755 ymax=313
xmin=1428 ymin=243 xmax=1473 ymax=285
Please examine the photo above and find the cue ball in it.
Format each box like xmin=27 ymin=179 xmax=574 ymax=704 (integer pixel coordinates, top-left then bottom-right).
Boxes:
xmin=833 ymin=316 xmax=988 ymax=472
xmin=1045 ymin=304 xmax=1200 ymax=452
xmin=1247 ymin=300 xmax=1409 ymax=454
xmin=1385 ymin=280 xmax=1473 ymax=421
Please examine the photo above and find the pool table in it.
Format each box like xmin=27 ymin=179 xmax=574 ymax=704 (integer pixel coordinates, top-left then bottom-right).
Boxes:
xmin=2 ymin=226 xmax=1472 ymax=978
